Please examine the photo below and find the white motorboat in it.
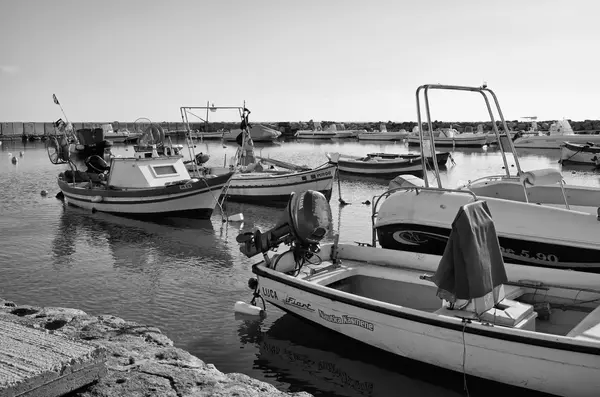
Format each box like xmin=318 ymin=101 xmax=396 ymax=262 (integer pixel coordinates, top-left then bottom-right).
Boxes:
xmin=407 ymin=127 xmax=487 ymax=148
xmin=460 ymin=126 xmax=600 ymax=215
xmin=181 ymin=105 xmax=336 ymax=205
xmin=188 ymin=130 xmax=224 ymax=140
xmin=324 ymin=123 xmax=364 ymax=138
xmin=295 ymin=121 xmax=337 ymax=140
xmin=222 ymin=124 xmax=281 ymax=142
xmin=513 ymin=119 xmax=600 ymax=149
xmin=357 ymin=124 xmax=409 ymax=141
xmin=236 ymin=190 xmax=600 ymax=397
xmin=102 ymin=123 xmax=141 ymax=144
xmin=373 ymin=84 xmax=600 ymax=271
xmin=559 ymin=141 xmax=600 ymax=165
xmin=48 ymin=130 xmax=233 ymax=217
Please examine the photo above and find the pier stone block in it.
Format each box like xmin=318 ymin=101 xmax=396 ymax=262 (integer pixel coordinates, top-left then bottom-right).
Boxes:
xmin=12 ymin=122 xmax=23 ymax=136
xmin=0 ymin=320 xmax=106 ymax=397
xmin=23 ymin=122 xmax=35 ymax=135
xmin=44 ymin=123 xmax=55 ymax=135
xmin=73 ymin=123 xmax=83 ymax=131
xmin=34 ymin=122 xmax=45 ymax=135
xmin=0 ymin=123 xmax=11 ymax=136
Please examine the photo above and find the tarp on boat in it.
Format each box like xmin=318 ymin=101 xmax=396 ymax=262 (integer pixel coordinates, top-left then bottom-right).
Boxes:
xmin=429 ymin=200 xmax=507 ymax=315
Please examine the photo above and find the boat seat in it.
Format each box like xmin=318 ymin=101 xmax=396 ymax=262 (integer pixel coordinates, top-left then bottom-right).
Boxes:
xmin=519 ymin=168 xmax=563 ymax=187
xmin=435 ymin=298 xmax=534 ymax=328
xmin=566 ymin=304 xmax=600 ymax=342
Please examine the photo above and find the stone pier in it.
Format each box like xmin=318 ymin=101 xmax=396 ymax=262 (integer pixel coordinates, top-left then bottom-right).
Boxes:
xmin=0 ymin=298 xmax=311 ymax=397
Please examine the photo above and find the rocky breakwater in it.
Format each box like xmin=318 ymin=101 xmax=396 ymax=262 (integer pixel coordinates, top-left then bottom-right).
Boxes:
xmin=0 ymin=297 xmax=311 ymax=397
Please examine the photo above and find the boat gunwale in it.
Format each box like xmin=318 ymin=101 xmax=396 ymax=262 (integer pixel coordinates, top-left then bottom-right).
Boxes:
xmin=253 ymin=261 xmax=600 ymax=356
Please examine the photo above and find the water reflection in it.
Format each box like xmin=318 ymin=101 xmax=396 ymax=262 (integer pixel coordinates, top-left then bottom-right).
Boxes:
xmin=238 ymin=315 xmax=462 ymax=397
xmin=51 ymin=204 xmax=232 ymax=272
xmin=239 ymin=314 xmax=550 ymax=397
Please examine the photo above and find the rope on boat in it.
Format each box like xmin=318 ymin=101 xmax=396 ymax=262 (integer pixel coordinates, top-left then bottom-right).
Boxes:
xmin=462 ymin=319 xmax=470 ymax=397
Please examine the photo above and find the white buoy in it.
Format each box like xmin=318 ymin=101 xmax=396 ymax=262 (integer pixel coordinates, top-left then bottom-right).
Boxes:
xmin=7 ymin=152 xmax=12 ymax=157
xmin=228 ymin=213 xmax=244 ymax=222
xmin=234 ymin=301 xmax=264 ymax=316
xmin=19 ymin=151 xmax=24 ymax=157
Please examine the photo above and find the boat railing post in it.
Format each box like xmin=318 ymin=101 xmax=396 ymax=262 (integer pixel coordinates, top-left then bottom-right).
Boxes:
xmin=423 ymin=86 xmax=442 ymax=187
xmin=415 ymin=86 xmax=429 ymax=188
xmin=484 ymin=88 xmax=523 ymax=176
xmin=476 ymin=89 xmax=511 ymax=177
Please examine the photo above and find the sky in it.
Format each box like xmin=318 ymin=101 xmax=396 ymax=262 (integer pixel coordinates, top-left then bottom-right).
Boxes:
xmin=0 ymin=0 xmax=598 ymax=123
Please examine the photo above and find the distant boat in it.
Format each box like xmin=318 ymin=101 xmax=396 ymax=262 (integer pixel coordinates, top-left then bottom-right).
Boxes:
xmin=358 ymin=124 xmax=409 ymax=141
xmin=407 ymin=127 xmax=487 ymax=148
xmin=222 ymin=124 xmax=281 ymax=142
xmin=559 ymin=141 xmax=600 ymax=166
xmin=513 ymin=120 xmax=600 ymax=149
xmin=102 ymin=124 xmax=141 ymax=144
xmin=295 ymin=121 xmax=337 ymax=140
xmin=188 ymin=130 xmax=224 ymax=140
xmin=324 ymin=123 xmax=364 ymax=138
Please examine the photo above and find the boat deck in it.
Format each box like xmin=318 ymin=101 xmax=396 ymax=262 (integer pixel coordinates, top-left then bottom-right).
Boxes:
xmin=294 ymin=255 xmax=600 ymax=338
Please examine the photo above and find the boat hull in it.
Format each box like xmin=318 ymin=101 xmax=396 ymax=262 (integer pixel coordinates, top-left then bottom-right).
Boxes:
xmin=295 ymin=131 xmax=337 ymax=140
xmin=253 ymin=257 xmax=600 ymax=397
xmin=560 ymin=142 xmax=600 ymax=165
xmin=58 ymin=172 xmax=232 ymax=218
xmin=357 ymin=132 xmax=408 ymax=141
xmin=223 ymin=125 xmax=281 ymax=142
xmin=337 ymin=158 xmax=423 ymax=178
xmin=514 ymin=134 xmax=600 ymax=149
xmin=407 ymin=135 xmax=487 ymax=147
xmin=374 ymin=189 xmax=600 ymax=271
xmin=224 ymin=164 xmax=336 ymax=205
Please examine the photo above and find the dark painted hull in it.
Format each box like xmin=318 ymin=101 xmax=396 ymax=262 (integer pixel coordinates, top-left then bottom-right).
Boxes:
xmin=376 ymin=223 xmax=600 ymax=273
xmin=224 ymin=188 xmax=333 ymax=207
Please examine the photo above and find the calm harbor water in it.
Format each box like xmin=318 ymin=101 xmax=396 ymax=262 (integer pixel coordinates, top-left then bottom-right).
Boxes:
xmin=1 ymin=138 xmax=596 ymax=397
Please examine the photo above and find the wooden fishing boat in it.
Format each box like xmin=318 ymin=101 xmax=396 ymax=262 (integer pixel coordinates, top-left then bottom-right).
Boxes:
xmin=49 ymin=128 xmax=233 ymax=217
xmin=236 ymin=190 xmax=600 ymax=397
xmin=559 ymin=141 xmax=600 ymax=165
xmin=181 ymin=105 xmax=336 ymax=205
xmin=328 ymin=153 xmax=420 ymax=178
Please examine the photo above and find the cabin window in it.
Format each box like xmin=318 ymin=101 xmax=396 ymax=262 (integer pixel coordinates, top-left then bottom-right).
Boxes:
xmin=151 ymin=165 xmax=178 ymax=177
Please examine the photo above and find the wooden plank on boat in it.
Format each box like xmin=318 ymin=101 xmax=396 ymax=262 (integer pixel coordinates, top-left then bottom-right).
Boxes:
xmin=0 ymin=320 xmax=106 ymax=397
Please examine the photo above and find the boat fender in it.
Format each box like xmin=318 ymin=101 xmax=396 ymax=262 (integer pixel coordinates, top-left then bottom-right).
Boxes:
xmin=91 ymin=196 xmax=103 ymax=203
xmin=233 ymin=301 xmax=264 ymax=316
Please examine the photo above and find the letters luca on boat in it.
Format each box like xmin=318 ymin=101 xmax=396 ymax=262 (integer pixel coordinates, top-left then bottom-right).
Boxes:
xmin=318 ymin=309 xmax=375 ymax=331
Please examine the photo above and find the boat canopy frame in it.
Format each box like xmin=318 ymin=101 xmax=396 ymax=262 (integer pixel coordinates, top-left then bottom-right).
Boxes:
xmin=415 ymin=84 xmax=523 ymax=188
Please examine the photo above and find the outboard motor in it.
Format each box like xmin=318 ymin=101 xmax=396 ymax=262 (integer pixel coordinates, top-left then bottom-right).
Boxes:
xmin=195 ymin=152 xmax=210 ymax=165
xmin=85 ymin=155 xmax=110 ymax=174
xmin=237 ymin=190 xmax=332 ymax=272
